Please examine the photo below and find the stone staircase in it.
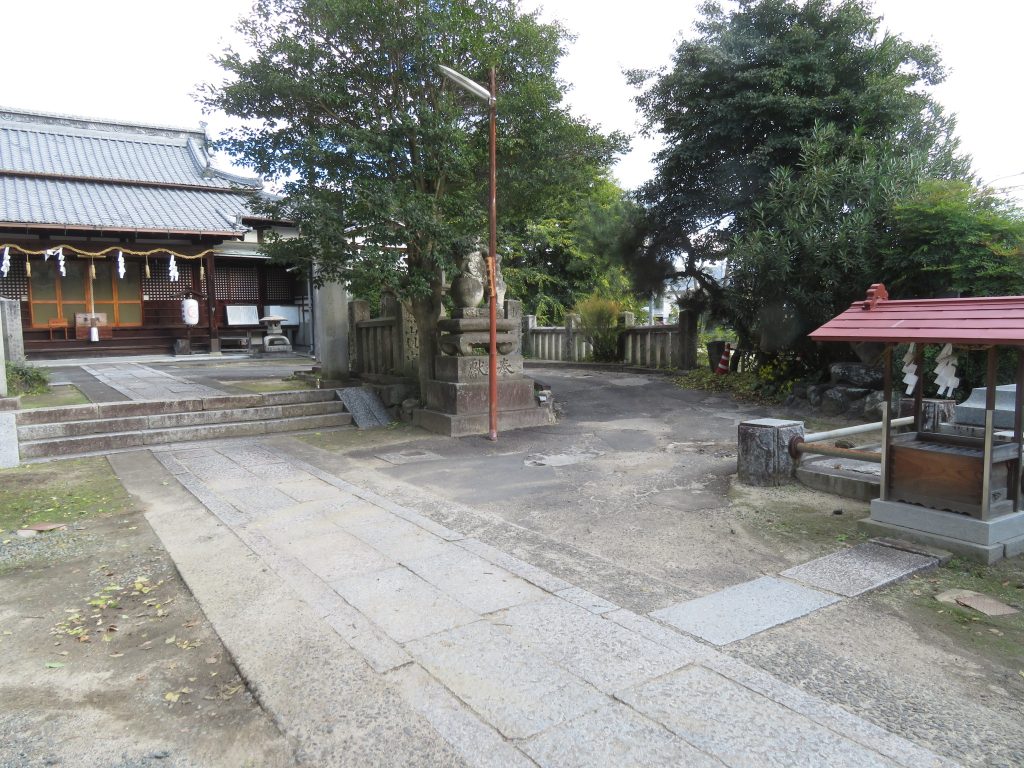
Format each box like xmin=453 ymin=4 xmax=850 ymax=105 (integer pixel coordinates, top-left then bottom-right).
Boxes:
xmin=16 ymin=390 xmax=353 ymax=460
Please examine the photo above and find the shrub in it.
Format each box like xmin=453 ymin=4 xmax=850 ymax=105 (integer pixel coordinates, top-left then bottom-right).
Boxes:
xmin=6 ymin=361 xmax=49 ymax=396
xmin=575 ymin=295 xmax=621 ymax=362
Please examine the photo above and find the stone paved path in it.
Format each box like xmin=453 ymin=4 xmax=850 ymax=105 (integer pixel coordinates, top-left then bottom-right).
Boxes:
xmin=81 ymin=362 xmax=227 ymax=400
xmin=131 ymin=439 xmax=957 ymax=768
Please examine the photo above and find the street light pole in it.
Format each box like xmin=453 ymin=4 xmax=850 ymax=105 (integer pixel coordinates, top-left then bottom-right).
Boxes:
xmin=440 ymin=64 xmax=499 ymax=441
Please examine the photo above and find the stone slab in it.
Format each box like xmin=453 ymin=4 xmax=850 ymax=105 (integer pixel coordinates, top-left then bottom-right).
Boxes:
xmin=413 ymin=404 xmax=553 ymax=438
xmin=619 ymin=666 xmax=893 ymax=768
xmin=344 ymin=516 xmax=454 ymax=562
xmin=859 ymin=518 xmax=1006 ymax=564
xmin=405 ymin=620 xmax=607 ymax=740
xmin=331 ymin=566 xmax=478 ymax=643
xmin=780 ymin=543 xmax=936 ymax=597
xmin=424 ymin=378 xmax=536 ymax=414
xmin=282 ymin=526 xmax=394 ymax=583
xmin=869 ymin=499 xmax=1024 ymax=546
xmin=387 ymin=664 xmax=536 ymax=768
xmin=375 ymin=448 xmax=446 ymax=465
xmin=456 ymin=537 xmax=572 ymax=593
xmin=555 ymin=586 xmax=618 ymax=614
xmin=403 ymin=547 xmax=545 ymax=614
xmin=522 ymin=703 xmax=723 ymax=768
xmin=497 ymin=596 xmax=693 ymax=694
xmin=0 ymin=411 xmax=18 ymax=468
xmin=337 ymin=386 xmax=392 ymax=428
xmin=650 ymin=577 xmax=839 ymax=646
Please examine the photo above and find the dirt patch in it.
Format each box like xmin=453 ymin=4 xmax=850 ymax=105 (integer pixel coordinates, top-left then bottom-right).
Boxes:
xmin=0 ymin=470 xmax=296 ymax=767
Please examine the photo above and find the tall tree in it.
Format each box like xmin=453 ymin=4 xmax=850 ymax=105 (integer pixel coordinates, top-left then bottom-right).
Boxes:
xmin=627 ymin=0 xmax=957 ymax=308
xmin=201 ymin=0 xmax=624 ymax=391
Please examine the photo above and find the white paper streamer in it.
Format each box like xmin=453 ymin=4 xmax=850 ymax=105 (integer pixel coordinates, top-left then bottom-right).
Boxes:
xmin=901 ymin=343 xmax=917 ymax=396
xmin=117 ymin=250 xmax=126 ymax=279
xmin=933 ymin=343 xmax=959 ymax=397
xmin=0 ymin=246 xmax=9 ymax=278
xmin=56 ymin=247 xmax=65 ymax=277
xmin=168 ymin=254 xmax=179 ymax=282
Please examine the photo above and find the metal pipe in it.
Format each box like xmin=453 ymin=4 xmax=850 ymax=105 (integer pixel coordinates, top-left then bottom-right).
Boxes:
xmin=487 ymin=67 xmax=498 ymax=442
xmin=804 ymin=416 xmax=913 ymax=443
xmin=791 ymin=441 xmax=882 ymax=463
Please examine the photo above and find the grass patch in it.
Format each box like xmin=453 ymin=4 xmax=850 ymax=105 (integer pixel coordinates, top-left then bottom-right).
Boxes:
xmin=675 ymin=368 xmax=785 ymax=405
xmin=18 ymin=384 xmax=90 ymax=410
xmin=6 ymin=361 xmax=49 ymax=396
xmin=0 ymin=457 xmax=137 ymax=533
xmin=222 ymin=378 xmax=314 ymax=393
xmin=887 ymin=557 xmax=1024 ymax=670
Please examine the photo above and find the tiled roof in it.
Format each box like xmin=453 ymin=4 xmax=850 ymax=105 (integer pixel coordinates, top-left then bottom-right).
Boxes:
xmin=0 ymin=176 xmax=254 ymax=235
xmin=0 ymin=108 xmax=264 ymax=235
xmin=809 ymin=284 xmax=1024 ymax=346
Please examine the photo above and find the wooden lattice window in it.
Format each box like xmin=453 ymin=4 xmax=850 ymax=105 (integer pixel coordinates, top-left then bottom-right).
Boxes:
xmin=215 ymin=264 xmax=259 ymax=302
xmin=0 ymin=256 xmax=29 ymax=299
xmin=142 ymin=258 xmax=193 ymax=300
xmin=265 ymin=266 xmax=295 ymax=302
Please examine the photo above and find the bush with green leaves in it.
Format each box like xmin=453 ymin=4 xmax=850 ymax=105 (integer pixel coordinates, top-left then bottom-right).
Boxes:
xmin=575 ymin=295 xmax=621 ymax=363
xmin=6 ymin=361 xmax=49 ymax=396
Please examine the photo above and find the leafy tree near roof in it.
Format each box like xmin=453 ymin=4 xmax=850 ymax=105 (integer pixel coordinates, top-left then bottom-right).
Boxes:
xmin=201 ymin=0 xmax=626 ymax=391
xmin=626 ymin=0 xmax=961 ymax=316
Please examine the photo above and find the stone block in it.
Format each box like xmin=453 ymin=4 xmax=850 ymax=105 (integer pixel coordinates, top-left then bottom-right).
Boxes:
xmin=650 ymin=577 xmax=838 ymax=645
xmin=858 ymin=518 xmax=1005 ymax=565
xmin=780 ymin=543 xmax=936 ymax=597
xmin=497 ymin=596 xmax=691 ymax=694
xmin=406 ymin=620 xmax=607 ymax=740
xmin=869 ymin=499 xmax=1024 ymax=546
xmin=433 ymin=354 xmax=524 ymax=382
xmin=403 ymin=547 xmax=545 ymax=614
xmin=0 ymin=412 xmax=19 ymax=467
xmin=522 ymin=703 xmax=721 ymax=768
xmin=955 ymin=384 xmax=1018 ymax=429
xmin=413 ymin=404 xmax=553 ymax=438
xmin=737 ymin=418 xmax=804 ymax=486
xmin=1002 ymin=533 xmax=1024 ymax=558
xmin=619 ymin=666 xmax=893 ymax=767
xmin=331 ymin=566 xmax=479 ymax=643
xmin=424 ymin=379 xmax=536 ymax=415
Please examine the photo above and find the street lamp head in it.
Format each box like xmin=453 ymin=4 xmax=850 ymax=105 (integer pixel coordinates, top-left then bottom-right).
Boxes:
xmin=439 ymin=65 xmax=494 ymax=105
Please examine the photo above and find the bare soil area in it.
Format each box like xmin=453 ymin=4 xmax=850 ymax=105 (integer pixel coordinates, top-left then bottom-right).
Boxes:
xmin=0 ymin=463 xmax=296 ymax=768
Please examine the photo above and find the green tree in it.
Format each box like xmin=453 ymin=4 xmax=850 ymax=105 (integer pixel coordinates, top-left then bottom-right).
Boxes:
xmin=627 ymin=0 xmax=963 ymax=307
xmin=883 ymin=179 xmax=1024 ymax=299
xmin=201 ymin=0 xmax=625 ymax=391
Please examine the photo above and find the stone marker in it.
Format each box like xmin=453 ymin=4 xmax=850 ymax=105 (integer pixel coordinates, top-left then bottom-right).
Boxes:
xmin=737 ymin=418 xmax=804 ymax=486
xmin=337 ymin=387 xmax=392 ymax=428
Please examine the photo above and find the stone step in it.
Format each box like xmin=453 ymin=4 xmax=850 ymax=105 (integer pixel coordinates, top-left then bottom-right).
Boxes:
xmin=15 ymin=389 xmax=339 ymax=426
xmin=17 ymin=400 xmax=345 ymax=441
xmin=19 ymin=411 xmax=353 ymax=459
xmin=795 ymin=455 xmax=880 ymax=502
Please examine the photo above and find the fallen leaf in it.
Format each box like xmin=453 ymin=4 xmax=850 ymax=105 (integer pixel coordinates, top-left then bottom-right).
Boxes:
xmin=109 ymin=653 xmax=124 ymax=658
xmin=165 ymin=636 xmax=176 ymax=645
xmin=164 ymin=691 xmax=180 ymax=703
xmin=45 ymin=662 xmax=65 ymax=669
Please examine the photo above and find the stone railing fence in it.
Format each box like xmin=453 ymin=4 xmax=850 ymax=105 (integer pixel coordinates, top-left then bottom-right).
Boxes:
xmin=348 ymin=292 xmax=418 ymax=379
xmin=523 ymin=310 xmax=698 ymax=370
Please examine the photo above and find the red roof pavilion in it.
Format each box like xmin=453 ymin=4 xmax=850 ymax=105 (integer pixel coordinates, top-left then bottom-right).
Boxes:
xmin=809 ymin=284 xmax=1024 ymax=346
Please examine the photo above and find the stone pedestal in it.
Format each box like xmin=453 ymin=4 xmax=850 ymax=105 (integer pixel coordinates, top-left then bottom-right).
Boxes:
xmin=413 ymin=351 xmax=553 ymax=437
xmin=737 ymin=418 xmax=804 ymax=486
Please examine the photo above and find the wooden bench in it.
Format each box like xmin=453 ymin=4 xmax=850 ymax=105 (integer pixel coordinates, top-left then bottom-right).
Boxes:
xmin=47 ymin=318 xmax=70 ymax=340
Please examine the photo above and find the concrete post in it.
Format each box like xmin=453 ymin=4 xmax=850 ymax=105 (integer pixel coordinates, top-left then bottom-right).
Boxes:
xmin=313 ymin=281 xmax=350 ymax=380
xmin=620 ymin=311 xmax=635 ymax=328
xmin=523 ymin=314 xmax=537 ymax=358
xmin=737 ymin=418 xmax=805 ymax=486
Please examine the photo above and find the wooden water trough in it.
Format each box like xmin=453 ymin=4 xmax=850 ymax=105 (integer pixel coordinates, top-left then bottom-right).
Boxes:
xmin=809 ymin=284 xmax=1024 ymax=562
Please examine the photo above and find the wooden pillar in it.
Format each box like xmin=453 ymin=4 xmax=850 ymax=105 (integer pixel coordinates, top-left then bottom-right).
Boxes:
xmin=205 ymin=251 xmax=220 ymax=352
xmin=880 ymin=344 xmax=893 ymax=501
xmin=912 ymin=344 xmax=925 ymax=432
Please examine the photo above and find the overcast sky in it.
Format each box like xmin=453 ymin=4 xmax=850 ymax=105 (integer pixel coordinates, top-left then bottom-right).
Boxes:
xmin=4 ymin=1 xmax=1022 ymax=199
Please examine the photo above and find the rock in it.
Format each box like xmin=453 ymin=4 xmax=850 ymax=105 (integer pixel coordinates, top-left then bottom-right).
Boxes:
xmin=840 ymin=387 xmax=871 ymax=401
xmin=808 ymin=384 xmax=830 ymax=407
xmin=830 ymin=362 xmax=884 ymax=389
xmin=783 ymin=394 xmax=798 ymax=407
xmin=400 ymin=398 xmax=419 ymax=422
xmin=862 ymin=391 xmax=886 ymax=420
xmin=820 ymin=388 xmax=850 ymax=416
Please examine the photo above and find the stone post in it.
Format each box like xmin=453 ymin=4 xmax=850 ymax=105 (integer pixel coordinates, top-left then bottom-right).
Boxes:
xmin=522 ymin=314 xmax=537 ymax=358
xmin=313 ymin=281 xmax=350 ymax=380
xmin=737 ymin=418 xmax=805 ymax=486
xmin=0 ymin=305 xmax=18 ymax=467
xmin=0 ymin=298 xmax=25 ymax=364
xmin=620 ymin=311 xmax=635 ymax=328
xmin=676 ymin=309 xmax=698 ymax=370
